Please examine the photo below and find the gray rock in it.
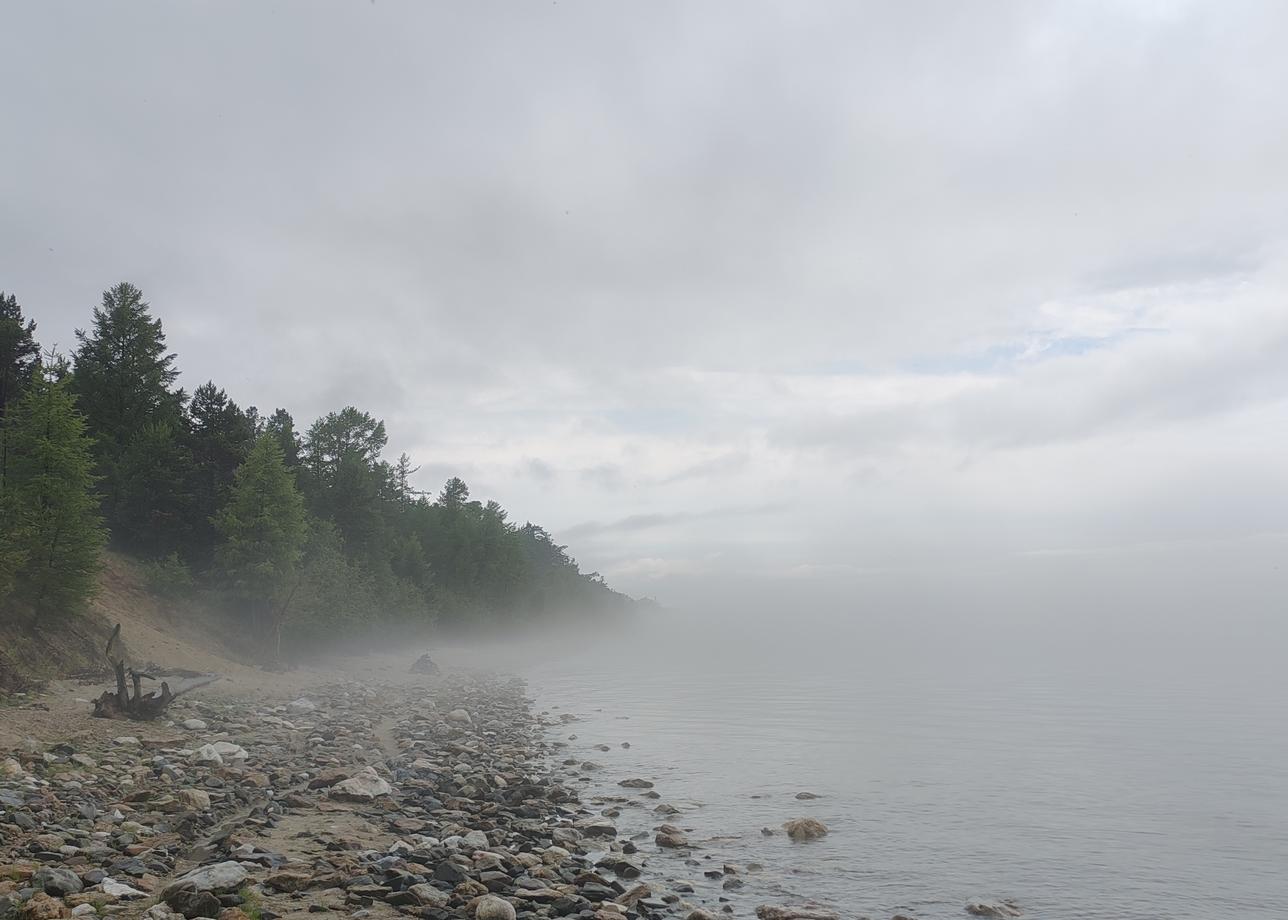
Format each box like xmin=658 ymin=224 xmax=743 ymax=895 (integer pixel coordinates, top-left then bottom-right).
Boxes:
xmin=755 ymin=908 xmax=840 ymax=920
xmin=965 ymin=900 xmax=1022 ymax=918
xmin=783 ymin=818 xmax=828 ymax=841
xmin=34 ymin=867 xmax=83 ymax=896
xmin=162 ymin=861 xmax=248 ymax=898
xmin=475 ymin=895 xmax=516 ymax=920
xmin=405 ymin=884 xmax=449 ymax=909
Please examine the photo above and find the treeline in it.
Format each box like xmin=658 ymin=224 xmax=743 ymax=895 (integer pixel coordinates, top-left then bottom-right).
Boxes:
xmin=0 ymin=283 xmax=633 ymax=652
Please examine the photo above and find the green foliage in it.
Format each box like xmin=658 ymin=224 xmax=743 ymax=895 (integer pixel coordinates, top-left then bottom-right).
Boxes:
xmin=1 ymin=364 xmax=105 ymax=621
xmin=214 ymin=434 xmax=307 ymax=601
xmin=72 ymin=283 xmax=188 ymax=550
xmin=140 ymin=552 xmax=194 ymax=600
xmin=7 ymin=282 xmax=637 ymax=641
xmin=0 ymin=291 xmax=40 ymax=491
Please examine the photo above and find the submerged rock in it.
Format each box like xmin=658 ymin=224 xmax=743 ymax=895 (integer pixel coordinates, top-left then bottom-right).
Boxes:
xmin=783 ymin=818 xmax=829 ymax=841
xmin=965 ymin=900 xmax=1023 ymax=918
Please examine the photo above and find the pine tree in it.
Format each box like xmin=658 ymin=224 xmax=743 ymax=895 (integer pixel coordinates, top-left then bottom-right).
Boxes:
xmin=0 ymin=291 xmax=41 ymax=490
xmin=186 ymin=381 xmax=256 ymax=563
xmin=72 ymin=282 xmax=187 ymax=549
xmin=3 ymin=362 xmax=105 ymax=623
xmin=214 ymin=435 xmax=308 ymax=640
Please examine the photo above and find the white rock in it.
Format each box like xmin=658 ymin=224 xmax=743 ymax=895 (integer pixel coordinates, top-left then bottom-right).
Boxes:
xmin=287 ymin=698 xmax=317 ymax=712
xmin=330 ymin=766 xmax=392 ymax=800
xmin=190 ymin=744 xmax=223 ymax=766
xmin=210 ymin=741 xmax=248 ymax=760
xmin=102 ymin=878 xmax=148 ymax=899
xmin=0 ymin=757 xmax=25 ymax=778
xmin=182 ymin=719 xmax=207 ymax=731
xmin=446 ymin=708 xmax=472 ymax=725
xmin=113 ymin=736 xmax=140 ymax=746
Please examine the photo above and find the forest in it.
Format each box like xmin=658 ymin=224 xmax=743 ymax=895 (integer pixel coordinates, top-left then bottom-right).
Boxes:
xmin=0 ymin=283 xmax=635 ymax=654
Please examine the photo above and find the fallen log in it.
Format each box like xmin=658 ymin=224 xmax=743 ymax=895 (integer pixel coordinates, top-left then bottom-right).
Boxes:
xmin=91 ymin=624 xmax=220 ymax=721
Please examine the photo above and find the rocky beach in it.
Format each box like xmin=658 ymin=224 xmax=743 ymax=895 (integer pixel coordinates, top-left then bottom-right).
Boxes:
xmin=0 ymin=664 xmax=901 ymax=920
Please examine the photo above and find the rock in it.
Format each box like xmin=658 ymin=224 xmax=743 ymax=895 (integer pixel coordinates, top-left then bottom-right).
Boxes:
xmin=166 ymin=889 xmax=222 ymax=919
xmin=330 ymin=766 xmax=392 ymax=800
xmin=190 ymin=745 xmax=223 ymax=767
xmin=688 ymin=912 xmax=718 ymax=920
xmin=794 ymin=792 xmax=820 ymax=800
xmin=70 ymin=906 xmax=95 ymax=918
xmin=264 ymin=871 xmax=312 ymax=893
xmin=209 ymin=741 xmax=248 ymax=761
xmin=576 ymin=817 xmax=617 ymax=838
xmin=100 ymin=879 xmax=147 ymax=899
xmin=218 ymin=910 xmax=252 ymax=920
xmin=0 ymin=758 xmax=25 ymax=778
xmin=175 ymin=789 xmax=212 ymax=811
xmin=161 ymin=862 xmax=248 ymax=899
xmin=287 ymin=698 xmax=317 ymax=712
xmin=462 ymin=829 xmax=489 ymax=850
xmin=783 ymin=818 xmax=828 ymax=841
xmin=33 ymin=869 xmax=83 ymax=897
xmin=475 ymin=895 xmax=516 ymax=920
xmin=410 ymin=654 xmax=440 ymax=675
xmin=405 ymin=884 xmax=449 ymax=909
xmin=965 ymin=900 xmax=1022 ymax=918
xmin=182 ymin=719 xmax=207 ymax=731
xmin=655 ymin=825 xmax=689 ymax=848
xmin=18 ymin=893 xmax=70 ymax=920
xmin=618 ymin=778 xmax=654 ymax=789
xmin=755 ymin=908 xmax=840 ymax=920
xmin=144 ymin=906 xmax=180 ymax=920
xmin=446 ymin=709 xmax=472 ymax=725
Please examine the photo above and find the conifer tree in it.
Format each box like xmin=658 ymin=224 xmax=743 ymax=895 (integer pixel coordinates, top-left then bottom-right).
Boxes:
xmin=3 ymin=362 xmax=105 ymax=622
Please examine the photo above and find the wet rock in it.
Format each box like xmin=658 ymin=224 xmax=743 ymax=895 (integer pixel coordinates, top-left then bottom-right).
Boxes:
xmin=618 ymin=779 xmax=653 ymax=789
xmin=654 ymin=825 xmax=689 ymax=849
xmin=783 ymin=818 xmax=828 ymax=841
xmin=474 ymin=895 xmax=516 ymax=920
xmin=965 ymin=900 xmax=1022 ymax=918
xmin=794 ymin=792 xmax=820 ymax=800
xmin=755 ymin=908 xmax=840 ymax=920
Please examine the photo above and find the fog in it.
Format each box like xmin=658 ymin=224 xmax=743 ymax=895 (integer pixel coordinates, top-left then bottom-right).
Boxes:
xmin=3 ymin=1 xmax=1287 ymax=622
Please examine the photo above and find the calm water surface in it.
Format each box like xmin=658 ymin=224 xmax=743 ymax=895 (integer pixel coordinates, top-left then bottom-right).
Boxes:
xmin=498 ymin=608 xmax=1288 ymax=920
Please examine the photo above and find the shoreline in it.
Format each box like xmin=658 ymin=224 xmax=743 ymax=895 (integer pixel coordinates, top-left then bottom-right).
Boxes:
xmin=0 ymin=666 xmax=847 ymax=920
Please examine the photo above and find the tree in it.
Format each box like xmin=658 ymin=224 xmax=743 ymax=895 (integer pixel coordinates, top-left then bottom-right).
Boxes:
xmin=0 ymin=291 xmax=40 ymax=489
xmin=301 ymin=407 xmax=386 ymax=482
xmin=214 ymin=434 xmax=307 ymax=651
xmin=2 ymin=362 xmax=105 ymax=623
xmin=72 ymin=282 xmax=187 ymax=547
xmin=186 ymin=381 xmax=256 ymax=562
xmin=264 ymin=408 xmax=300 ymax=468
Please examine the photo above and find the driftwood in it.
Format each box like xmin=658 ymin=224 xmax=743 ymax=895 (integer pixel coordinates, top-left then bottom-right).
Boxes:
xmin=91 ymin=624 xmax=220 ymax=721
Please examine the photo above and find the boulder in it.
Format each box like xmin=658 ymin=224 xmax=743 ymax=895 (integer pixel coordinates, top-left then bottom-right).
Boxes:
xmin=654 ymin=825 xmax=689 ymax=848
xmin=965 ymin=900 xmax=1022 ymax=918
xmin=755 ymin=908 xmax=840 ymax=920
xmin=475 ymin=895 xmax=516 ymax=920
xmin=33 ymin=868 xmax=83 ymax=897
xmin=783 ymin=818 xmax=828 ymax=841
xmin=161 ymin=862 xmax=248 ymax=900
xmin=618 ymin=778 xmax=654 ymax=789
xmin=330 ymin=766 xmax=392 ymax=800
xmin=190 ymin=745 xmax=223 ymax=767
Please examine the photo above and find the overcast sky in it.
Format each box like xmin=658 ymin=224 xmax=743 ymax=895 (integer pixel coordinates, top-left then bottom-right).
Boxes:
xmin=3 ymin=1 xmax=1286 ymax=611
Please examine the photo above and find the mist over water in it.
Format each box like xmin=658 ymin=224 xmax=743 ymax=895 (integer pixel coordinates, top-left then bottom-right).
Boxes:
xmin=469 ymin=561 xmax=1288 ymax=920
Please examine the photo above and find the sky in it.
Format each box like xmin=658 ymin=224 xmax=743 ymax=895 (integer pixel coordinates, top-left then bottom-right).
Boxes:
xmin=2 ymin=1 xmax=1287 ymax=612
